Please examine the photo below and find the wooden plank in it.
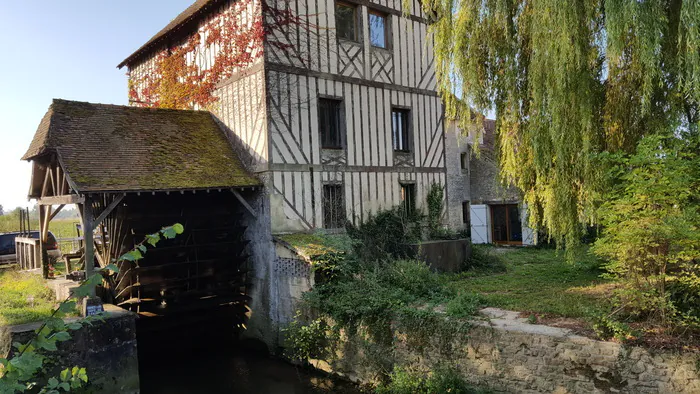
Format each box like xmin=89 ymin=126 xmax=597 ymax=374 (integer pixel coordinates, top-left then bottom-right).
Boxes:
xmin=41 ymin=166 xmax=50 ymax=198
xmin=345 ymin=82 xmax=355 ymax=166
xmin=309 ymin=77 xmax=320 ymax=165
xmin=48 ymin=168 xmax=56 ymax=197
xmin=94 ymin=194 xmax=125 ymax=227
xmin=231 ymin=190 xmax=257 ymax=219
xmin=37 ymin=195 xmax=85 ymax=206
xmin=82 ymin=197 xmax=95 ymax=296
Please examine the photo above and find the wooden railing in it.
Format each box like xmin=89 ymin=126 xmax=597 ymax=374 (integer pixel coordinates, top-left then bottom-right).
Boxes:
xmin=15 ymin=237 xmax=41 ymax=271
xmin=56 ymin=237 xmax=83 ymax=254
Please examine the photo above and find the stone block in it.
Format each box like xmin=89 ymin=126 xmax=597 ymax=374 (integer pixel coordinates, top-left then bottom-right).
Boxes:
xmin=0 ymin=305 xmax=138 ymax=394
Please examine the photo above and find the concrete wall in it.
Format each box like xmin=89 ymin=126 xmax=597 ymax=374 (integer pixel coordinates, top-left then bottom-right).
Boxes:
xmin=0 ymin=305 xmax=139 ymax=394
xmin=409 ymin=238 xmax=471 ymax=273
xmin=319 ymin=308 xmax=700 ymax=394
xmin=239 ymin=186 xmax=280 ymax=350
xmin=240 ymin=187 xmax=316 ymax=352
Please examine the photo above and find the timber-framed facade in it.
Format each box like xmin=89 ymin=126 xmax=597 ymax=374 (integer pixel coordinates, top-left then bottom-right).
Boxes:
xmin=120 ymin=0 xmax=450 ymax=233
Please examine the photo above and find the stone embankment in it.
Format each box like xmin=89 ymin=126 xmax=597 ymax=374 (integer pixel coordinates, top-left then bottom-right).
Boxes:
xmin=324 ymin=308 xmax=700 ymax=393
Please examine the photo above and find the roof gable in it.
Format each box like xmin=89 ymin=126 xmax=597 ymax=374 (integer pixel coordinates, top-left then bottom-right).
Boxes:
xmin=22 ymin=99 xmax=260 ymax=193
xmin=118 ymin=0 xmax=225 ymax=69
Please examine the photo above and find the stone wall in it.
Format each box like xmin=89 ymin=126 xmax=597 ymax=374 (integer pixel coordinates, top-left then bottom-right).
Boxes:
xmin=0 ymin=304 xmax=139 ymax=394
xmin=469 ymin=146 xmax=520 ymax=205
xmin=321 ymin=308 xmax=700 ymax=393
xmin=272 ymin=242 xmax=314 ymax=346
xmin=444 ymin=120 xmax=471 ymax=231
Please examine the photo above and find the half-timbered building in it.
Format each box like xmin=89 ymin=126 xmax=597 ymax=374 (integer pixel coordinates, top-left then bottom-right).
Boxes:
xmin=119 ymin=0 xmax=449 ymax=233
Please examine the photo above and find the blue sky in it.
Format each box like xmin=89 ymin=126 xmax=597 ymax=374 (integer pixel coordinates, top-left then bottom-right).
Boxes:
xmin=0 ymin=0 xmax=193 ymax=211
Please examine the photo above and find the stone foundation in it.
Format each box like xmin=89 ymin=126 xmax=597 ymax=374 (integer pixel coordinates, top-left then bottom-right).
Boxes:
xmin=0 ymin=304 xmax=139 ymax=393
xmin=319 ymin=308 xmax=700 ymax=393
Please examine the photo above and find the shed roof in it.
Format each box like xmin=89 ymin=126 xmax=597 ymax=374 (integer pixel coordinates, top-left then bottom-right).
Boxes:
xmin=22 ymin=99 xmax=260 ymax=193
xmin=117 ymin=0 xmax=223 ymax=69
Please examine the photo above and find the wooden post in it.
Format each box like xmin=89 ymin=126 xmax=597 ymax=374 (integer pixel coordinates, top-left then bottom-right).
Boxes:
xmin=39 ymin=205 xmax=48 ymax=278
xmin=82 ymin=197 xmax=95 ymax=296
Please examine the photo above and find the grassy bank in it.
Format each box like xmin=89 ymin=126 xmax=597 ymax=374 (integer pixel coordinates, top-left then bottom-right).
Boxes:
xmin=449 ymin=246 xmax=611 ymax=319
xmin=0 ymin=269 xmax=56 ymax=326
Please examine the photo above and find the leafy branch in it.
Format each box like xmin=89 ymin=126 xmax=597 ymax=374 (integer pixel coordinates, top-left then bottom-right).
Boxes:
xmin=0 ymin=223 xmax=184 ymax=393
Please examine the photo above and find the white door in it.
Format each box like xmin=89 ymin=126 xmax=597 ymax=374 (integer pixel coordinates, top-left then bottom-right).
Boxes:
xmin=470 ymin=204 xmax=490 ymax=244
xmin=521 ymin=204 xmax=536 ymax=245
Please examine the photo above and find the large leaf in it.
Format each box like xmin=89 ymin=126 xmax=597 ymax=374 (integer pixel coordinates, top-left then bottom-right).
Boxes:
xmin=51 ymin=332 xmax=71 ymax=342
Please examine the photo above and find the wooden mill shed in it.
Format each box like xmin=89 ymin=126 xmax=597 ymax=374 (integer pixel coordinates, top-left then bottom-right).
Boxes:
xmin=22 ymin=99 xmax=262 ymax=322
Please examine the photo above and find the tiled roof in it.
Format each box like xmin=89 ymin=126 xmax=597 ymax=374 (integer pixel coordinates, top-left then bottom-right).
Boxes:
xmin=117 ymin=0 xmax=224 ymax=69
xmin=22 ymin=99 xmax=260 ymax=193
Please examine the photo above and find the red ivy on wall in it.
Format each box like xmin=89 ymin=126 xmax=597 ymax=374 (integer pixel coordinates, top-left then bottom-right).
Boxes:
xmin=129 ymin=0 xmax=313 ymax=110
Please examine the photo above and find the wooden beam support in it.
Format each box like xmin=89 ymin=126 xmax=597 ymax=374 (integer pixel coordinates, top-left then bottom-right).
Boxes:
xmin=37 ymin=195 xmax=85 ymax=206
xmin=48 ymin=168 xmax=56 ymax=197
xmin=41 ymin=166 xmax=50 ymax=198
xmin=231 ymin=189 xmax=257 ymax=219
xmin=94 ymin=194 xmax=125 ymax=227
xmin=82 ymin=197 xmax=96 ymax=296
xmin=41 ymin=205 xmax=51 ymax=242
xmin=36 ymin=205 xmax=51 ymax=279
xmin=56 ymin=166 xmax=62 ymax=195
xmin=48 ymin=204 xmax=65 ymax=221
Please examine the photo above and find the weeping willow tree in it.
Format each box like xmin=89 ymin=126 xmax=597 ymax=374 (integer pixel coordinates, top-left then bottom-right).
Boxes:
xmin=422 ymin=0 xmax=700 ymax=248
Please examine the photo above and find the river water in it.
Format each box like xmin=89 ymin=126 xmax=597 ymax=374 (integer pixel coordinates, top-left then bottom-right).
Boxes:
xmin=137 ymin=320 xmax=364 ymax=394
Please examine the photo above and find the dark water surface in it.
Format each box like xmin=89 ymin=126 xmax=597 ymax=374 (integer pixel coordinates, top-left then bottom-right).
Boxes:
xmin=137 ymin=319 xmax=363 ymax=394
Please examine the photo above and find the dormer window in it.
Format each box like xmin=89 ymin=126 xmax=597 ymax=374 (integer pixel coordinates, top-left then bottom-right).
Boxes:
xmin=336 ymin=2 xmax=358 ymax=41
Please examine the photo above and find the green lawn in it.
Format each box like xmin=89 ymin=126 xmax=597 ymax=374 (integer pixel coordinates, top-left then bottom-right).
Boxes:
xmin=448 ymin=246 xmax=612 ymax=319
xmin=0 ymin=216 xmax=80 ymax=238
xmin=0 ymin=269 xmax=56 ymax=326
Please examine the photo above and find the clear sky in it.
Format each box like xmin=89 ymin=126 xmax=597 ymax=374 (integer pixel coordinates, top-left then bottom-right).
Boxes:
xmin=0 ymin=0 xmax=194 ymax=212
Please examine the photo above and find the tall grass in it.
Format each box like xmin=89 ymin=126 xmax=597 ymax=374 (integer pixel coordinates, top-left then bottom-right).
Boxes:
xmin=0 ymin=215 xmax=80 ymax=238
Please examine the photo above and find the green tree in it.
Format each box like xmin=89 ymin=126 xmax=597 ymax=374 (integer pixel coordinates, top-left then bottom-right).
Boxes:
xmin=424 ymin=0 xmax=700 ymax=248
xmin=592 ymin=134 xmax=700 ymax=326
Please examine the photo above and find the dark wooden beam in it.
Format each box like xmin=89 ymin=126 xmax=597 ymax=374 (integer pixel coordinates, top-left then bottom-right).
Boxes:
xmin=231 ymin=189 xmax=257 ymax=219
xmin=94 ymin=194 xmax=125 ymax=227
xmin=267 ymin=63 xmax=440 ymax=97
xmin=82 ymin=197 xmax=95 ymax=296
xmin=37 ymin=195 xmax=85 ymax=206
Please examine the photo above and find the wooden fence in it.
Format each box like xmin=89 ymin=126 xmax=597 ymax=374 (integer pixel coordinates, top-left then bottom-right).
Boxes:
xmin=15 ymin=237 xmax=41 ymax=271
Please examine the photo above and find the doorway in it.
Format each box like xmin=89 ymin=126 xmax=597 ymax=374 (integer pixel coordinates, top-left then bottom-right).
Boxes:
xmin=490 ymin=204 xmax=523 ymax=245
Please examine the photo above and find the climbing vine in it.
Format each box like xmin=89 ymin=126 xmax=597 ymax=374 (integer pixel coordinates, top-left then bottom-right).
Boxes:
xmin=129 ymin=0 xmax=315 ymax=110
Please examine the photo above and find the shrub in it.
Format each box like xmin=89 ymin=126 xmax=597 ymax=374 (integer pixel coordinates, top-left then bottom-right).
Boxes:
xmin=426 ymin=183 xmax=444 ymax=238
xmin=305 ymin=259 xmax=449 ymax=329
xmin=377 ymin=366 xmax=490 ymax=394
xmin=591 ymin=314 xmax=637 ymax=342
xmin=283 ymin=314 xmax=333 ymax=361
xmin=346 ymin=208 xmax=422 ymax=262
xmin=445 ymin=292 xmax=485 ymax=318
xmin=593 ymin=134 xmax=700 ymax=328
